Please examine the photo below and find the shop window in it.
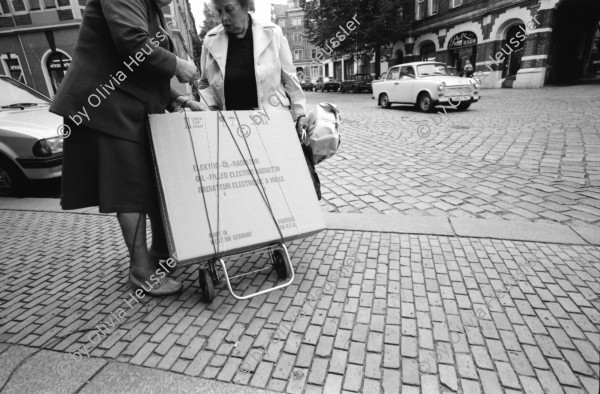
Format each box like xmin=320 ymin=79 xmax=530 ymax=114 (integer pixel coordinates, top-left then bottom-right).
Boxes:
xmin=1 ymin=55 xmax=26 ymax=83
xmin=420 ymin=42 xmax=436 ymax=61
xmin=46 ymin=51 xmax=71 ymax=94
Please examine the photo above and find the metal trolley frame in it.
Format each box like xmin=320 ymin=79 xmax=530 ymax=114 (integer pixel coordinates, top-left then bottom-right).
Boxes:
xmin=176 ymin=243 xmax=295 ymax=303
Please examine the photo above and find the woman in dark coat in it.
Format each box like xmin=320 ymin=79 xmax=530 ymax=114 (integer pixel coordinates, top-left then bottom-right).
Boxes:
xmin=50 ymin=0 xmax=206 ymax=295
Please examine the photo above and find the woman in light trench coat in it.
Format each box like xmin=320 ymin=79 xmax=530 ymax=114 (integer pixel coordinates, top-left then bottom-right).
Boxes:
xmin=198 ymin=0 xmax=308 ymax=138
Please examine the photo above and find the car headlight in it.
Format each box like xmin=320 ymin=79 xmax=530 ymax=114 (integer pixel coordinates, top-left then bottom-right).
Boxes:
xmin=33 ymin=137 xmax=63 ymax=157
xmin=438 ymin=83 xmax=446 ymax=91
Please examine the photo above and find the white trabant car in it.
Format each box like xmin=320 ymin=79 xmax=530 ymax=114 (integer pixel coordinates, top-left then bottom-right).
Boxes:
xmin=373 ymin=61 xmax=480 ymax=112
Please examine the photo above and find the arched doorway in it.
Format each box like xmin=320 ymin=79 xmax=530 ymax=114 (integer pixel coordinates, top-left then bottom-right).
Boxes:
xmin=447 ymin=31 xmax=478 ymax=76
xmin=547 ymin=0 xmax=600 ymax=83
xmin=46 ymin=51 xmax=71 ymax=94
xmin=502 ymin=24 xmax=526 ymax=78
xmin=391 ymin=49 xmax=403 ymax=66
xmin=420 ymin=41 xmax=436 ymax=61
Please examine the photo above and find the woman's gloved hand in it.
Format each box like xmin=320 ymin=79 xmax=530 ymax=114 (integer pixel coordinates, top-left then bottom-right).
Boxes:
xmin=296 ymin=115 xmax=308 ymax=144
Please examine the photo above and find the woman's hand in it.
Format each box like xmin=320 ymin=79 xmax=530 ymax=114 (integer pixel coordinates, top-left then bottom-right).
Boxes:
xmin=185 ymin=100 xmax=210 ymax=111
xmin=296 ymin=115 xmax=308 ymax=143
xmin=175 ymin=57 xmax=197 ymax=83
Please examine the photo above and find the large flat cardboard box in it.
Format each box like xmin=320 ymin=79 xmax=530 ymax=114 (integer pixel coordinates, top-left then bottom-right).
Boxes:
xmin=149 ymin=110 xmax=326 ymax=264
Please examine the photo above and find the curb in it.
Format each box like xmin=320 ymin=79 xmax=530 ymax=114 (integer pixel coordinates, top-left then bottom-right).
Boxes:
xmin=0 ymin=198 xmax=597 ymax=246
xmin=0 ymin=344 xmax=275 ymax=394
xmin=323 ymin=213 xmax=598 ymax=246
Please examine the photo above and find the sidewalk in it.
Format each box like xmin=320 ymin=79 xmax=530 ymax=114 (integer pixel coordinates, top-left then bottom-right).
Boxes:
xmin=0 ymin=200 xmax=599 ymax=393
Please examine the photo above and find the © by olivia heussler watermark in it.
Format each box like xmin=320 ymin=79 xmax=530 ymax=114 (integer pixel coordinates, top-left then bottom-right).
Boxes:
xmin=59 ymin=20 xmax=178 ymax=133
xmin=54 ymin=258 xmax=177 ymax=376
xmin=309 ymin=15 xmax=361 ymax=65
xmin=292 ymin=14 xmax=361 ymax=83
xmin=237 ymin=256 xmax=357 ymax=374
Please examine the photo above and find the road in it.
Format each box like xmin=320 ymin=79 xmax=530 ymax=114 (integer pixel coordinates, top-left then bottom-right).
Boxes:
xmin=310 ymin=85 xmax=600 ymax=231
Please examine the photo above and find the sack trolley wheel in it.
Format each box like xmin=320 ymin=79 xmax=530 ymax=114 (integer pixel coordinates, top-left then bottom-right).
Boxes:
xmin=270 ymin=249 xmax=290 ymax=279
xmin=208 ymin=244 xmax=294 ymax=300
xmin=199 ymin=258 xmax=220 ymax=302
xmin=198 ymin=268 xmax=216 ymax=302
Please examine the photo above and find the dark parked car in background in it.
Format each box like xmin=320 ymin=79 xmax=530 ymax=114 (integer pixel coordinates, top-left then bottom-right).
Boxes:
xmin=0 ymin=76 xmax=63 ymax=196
xmin=340 ymin=73 xmax=373 ymax=93
xmin=300 ymin=77 xmax=314 ymax=91
xmin=314 ymin=77 xmax=340 ymax=92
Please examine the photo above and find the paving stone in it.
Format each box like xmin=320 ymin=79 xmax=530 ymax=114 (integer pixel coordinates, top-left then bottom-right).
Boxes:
xmin=461 ymin=379 xmax=482 ymax=394
xmin=496 ymin=361 xmax=521 ymax=390
xmin=548 ymin=359 xmax=581 ymax=387
xmin=421 ymin=374 xmax=440 ymax=393
xmin=307 ymin=358 xmax=328 ymax=385
xmin=439 ymin=364 xmax=458 ymax=392
xmin=471 ymin=346 xmax=494 ymax=370
xmin=343 ymin=364 xmax=363 ymax=392
xmin=536 ymin=369 xmax=566 ymax=394
xmin=382 ymin=369 xmax=401 ymax=394
xmin=579 ymin=376 xmax=600 ymax=394
xmin=272 ymin=353 xmax=295 ymax=380
xmin=286 ymin=368 xmax=309 ymax=394
xmin=402 ymin=357 xmax=420 ymax=385
xmin=478 ymin=369 xmax=503 ymax=394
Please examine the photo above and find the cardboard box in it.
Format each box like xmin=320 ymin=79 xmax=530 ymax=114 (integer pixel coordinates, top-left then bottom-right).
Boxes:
xmin=149 ymin=110 xmax=326 ymax=264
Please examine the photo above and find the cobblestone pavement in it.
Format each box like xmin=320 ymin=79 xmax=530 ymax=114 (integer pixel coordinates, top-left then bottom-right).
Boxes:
xmin=1 ymin=210 xmax=599 ymax=393
xmin=311 ymin=85 xmax=600 ymax=228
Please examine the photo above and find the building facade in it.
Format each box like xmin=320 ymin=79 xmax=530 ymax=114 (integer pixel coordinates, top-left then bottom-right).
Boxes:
xmin=0 ymin=0 xmax=197 ymax=97
xmin=272 ymin=0 xmax=322 ymax=82
xmin=394 ymin=0 xmax=600 ymax=88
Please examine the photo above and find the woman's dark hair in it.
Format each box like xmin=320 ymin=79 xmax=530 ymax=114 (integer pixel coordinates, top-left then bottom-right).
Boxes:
xmin=212 ymin=0 xmax=255 ymax=12
xmin=238 ymin=0 xmax=255 ymax=11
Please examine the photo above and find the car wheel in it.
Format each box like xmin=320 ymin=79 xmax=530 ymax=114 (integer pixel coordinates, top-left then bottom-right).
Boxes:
xmin=0 ymin=157 xmax=26 ymax=197
xmin=321 ymin=87 xmax=325 ymax=92
xmin=379 ymin=93 xmax=391 ymax=109
xmin=456 ymin=102 xmax=471 ymax=111
xmin=416 ymin=92 xmax=435 ymax=113
xmin=352 ymin=86 xmax=358 ymax=93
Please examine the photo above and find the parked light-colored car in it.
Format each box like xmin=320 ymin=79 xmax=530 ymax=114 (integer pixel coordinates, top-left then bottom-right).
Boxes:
xmin=0 ymin=76 xmax=63 ymax=196
xmin=373 ymin=61 xmax=480 ymax=112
